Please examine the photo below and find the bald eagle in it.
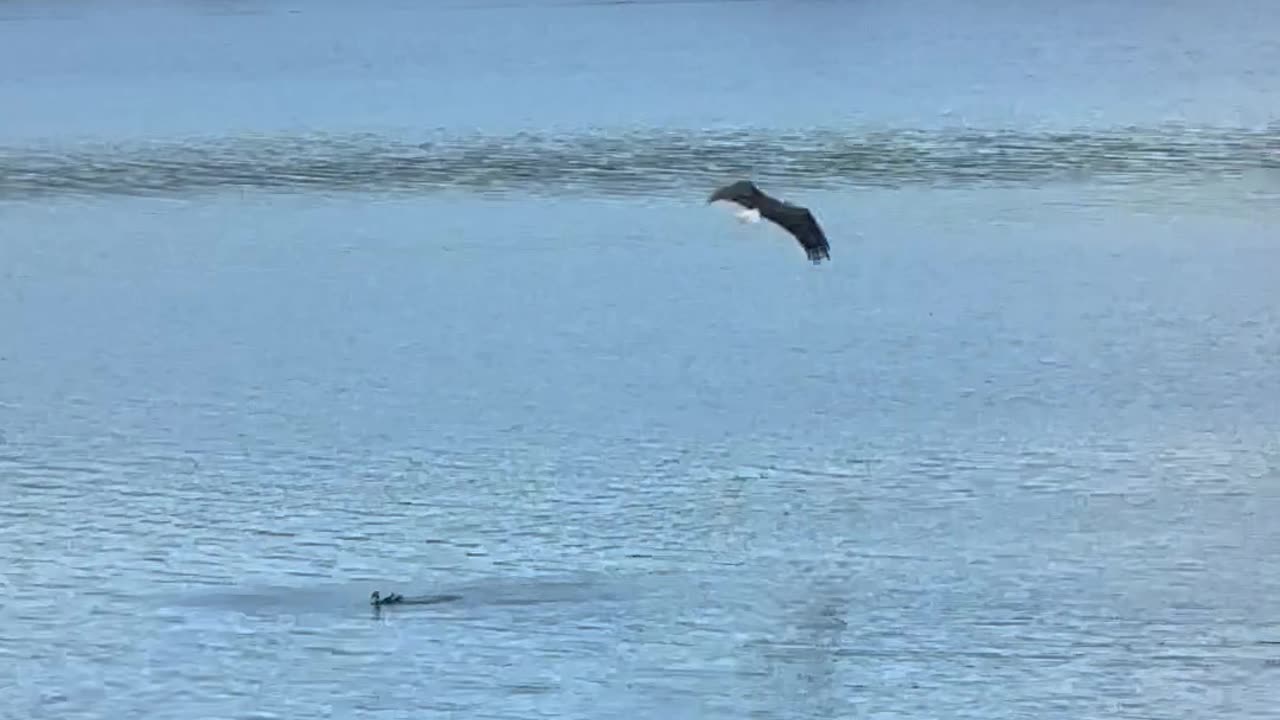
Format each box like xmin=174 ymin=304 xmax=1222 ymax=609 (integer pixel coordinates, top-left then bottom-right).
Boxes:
xmin=707 ymin=180 xmax=831 ymax=264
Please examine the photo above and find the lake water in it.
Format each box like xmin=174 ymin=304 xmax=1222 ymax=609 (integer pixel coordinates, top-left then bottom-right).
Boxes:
xmin=2 ymin=1 xmax=1279 ymax=718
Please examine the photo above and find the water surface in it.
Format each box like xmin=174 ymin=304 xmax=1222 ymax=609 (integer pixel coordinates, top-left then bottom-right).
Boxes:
xmin=2 ymin=1 xmax=1279 ymax=719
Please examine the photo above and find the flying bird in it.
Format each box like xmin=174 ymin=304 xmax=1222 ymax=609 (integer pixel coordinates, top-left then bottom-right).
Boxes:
xmin=707 ymin=180 xmax=831 ymax=264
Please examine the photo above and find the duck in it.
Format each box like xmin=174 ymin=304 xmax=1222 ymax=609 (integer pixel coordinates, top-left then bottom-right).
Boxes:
xmin=369 ymin=590 xmax=462 ymax=607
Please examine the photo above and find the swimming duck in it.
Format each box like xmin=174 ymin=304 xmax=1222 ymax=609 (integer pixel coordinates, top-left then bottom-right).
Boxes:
xmin=369 ymin=590 xmax=461 ymax=607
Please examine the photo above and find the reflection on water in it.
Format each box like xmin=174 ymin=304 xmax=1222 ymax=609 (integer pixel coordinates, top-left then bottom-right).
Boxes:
xmin=4 ymin=124 xmax=1277 ymax=200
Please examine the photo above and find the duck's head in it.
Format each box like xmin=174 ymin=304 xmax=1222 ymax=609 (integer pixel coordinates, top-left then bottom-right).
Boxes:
xmin=370 ymin=591 xmax=382 ymax=605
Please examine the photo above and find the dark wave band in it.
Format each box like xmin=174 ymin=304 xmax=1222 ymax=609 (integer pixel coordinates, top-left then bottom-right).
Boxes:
xmin=2 ymin=125 xmax=1276 ymax=200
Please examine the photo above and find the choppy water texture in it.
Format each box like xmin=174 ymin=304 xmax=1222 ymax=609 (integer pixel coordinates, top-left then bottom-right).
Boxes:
xmin=3 ymin=125 xmax=1279 ymax=199
xmin=2 ymin=1 xmax=1280 ymax=719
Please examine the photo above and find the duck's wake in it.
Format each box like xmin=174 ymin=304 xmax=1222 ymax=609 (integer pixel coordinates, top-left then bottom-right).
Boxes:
xmin=370 ymin=590 xmax=462 ymax=607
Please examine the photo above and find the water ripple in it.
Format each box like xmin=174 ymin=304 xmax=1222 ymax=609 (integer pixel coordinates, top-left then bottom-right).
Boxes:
xmin=2 ymin=124 xmax=1276 ymax=200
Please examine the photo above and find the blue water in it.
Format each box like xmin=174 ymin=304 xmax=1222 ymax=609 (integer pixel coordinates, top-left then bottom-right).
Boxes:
xmin=2 ymin=1 xmax=1279 ymax=718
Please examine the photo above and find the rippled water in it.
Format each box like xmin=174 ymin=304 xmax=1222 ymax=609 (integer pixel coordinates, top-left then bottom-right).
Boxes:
xmin=2 ymin=1 xmax=1280 ymax=719
xmin=4 ymin=125 xmax=1279 ymax=199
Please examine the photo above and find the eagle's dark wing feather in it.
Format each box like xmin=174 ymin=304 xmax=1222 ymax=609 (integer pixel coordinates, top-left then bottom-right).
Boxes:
xmin=707 ymin=180 xmax=761 ymax=208
xmin=759 ymin=201 xmax=831 ymax=264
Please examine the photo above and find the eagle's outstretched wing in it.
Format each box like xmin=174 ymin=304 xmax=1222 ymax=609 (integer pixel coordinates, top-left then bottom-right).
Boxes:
xmin=760 ymin=202 xmax=831 ymax=264
xmin=707 ymin=180 xmax=761 ymax=208
xmin=707 ymin=179 xmax=832 ymax=264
